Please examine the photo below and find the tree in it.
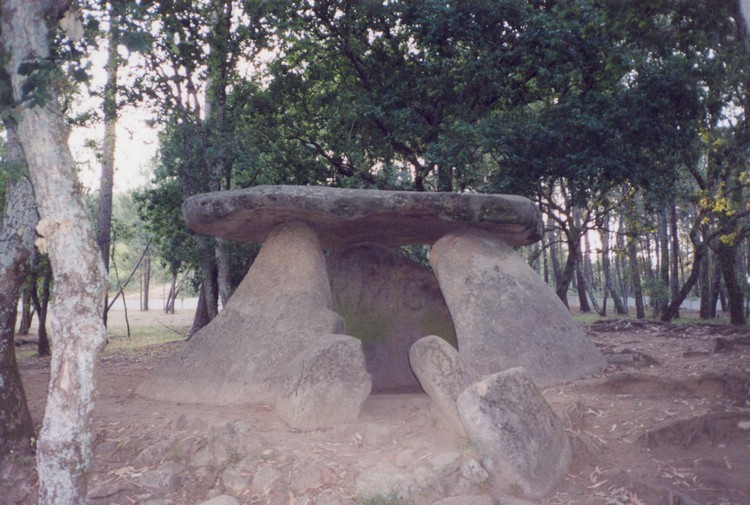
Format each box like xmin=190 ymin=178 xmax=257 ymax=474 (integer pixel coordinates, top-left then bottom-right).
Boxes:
xmin=97 ymin=1 xmax=121 ymax=327
xmin=0 ymin=130 xmax=36 ymax=460
xmin=1 ymin=2 xmax=108 ymax=503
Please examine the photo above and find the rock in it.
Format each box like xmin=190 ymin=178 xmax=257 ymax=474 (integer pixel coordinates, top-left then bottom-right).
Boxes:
xmin=432 ymin=495 xmax=494 ymax=505
xmin=315 ymin=489 xmax=346 ymax=505
xmin=137 ymin=221 xmax=346 ymax=404
xmin=355 ymin=464 xmax=413 ymax=502
xmin=328 ymin=243 xmax=456 ymax=392
xmin=430 ymin=228 xmax=606 ymax=386
xmin=460 ymin=458 xmax=489 ymax=484
xmin=291 ymin=462 xmax=324 ymax=493
xmin=221 ymin=455 xmax=258 ymax=494
xmin=456 ymin=368 xmax=572 ymax=498
xmin=360 ymin=423 xmax=393 ymax=448
xmin=136 ymin=461 xmax=184 ymax=493
xmin=428 ymin=452 xmax=461 ymax=476
xmin=276 ymin=334 xmax=372 ymax=431
xmin=409 ymin=335 xmax=478 ymax=436
xmin=252 ymin=466 xmax=282 ymax=494
xmin=197 ymin=496 xmax=240 ymax=505
xmin=183 ymin=185 xmax=543 ymax=249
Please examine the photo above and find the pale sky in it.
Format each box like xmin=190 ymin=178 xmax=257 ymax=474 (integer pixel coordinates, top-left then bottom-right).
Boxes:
xmin=69 ymin=104 xmax=159 ymax=194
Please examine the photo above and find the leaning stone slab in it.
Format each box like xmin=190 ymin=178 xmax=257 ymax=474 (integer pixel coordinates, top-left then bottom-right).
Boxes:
xmin=182 ymin=185 xmax=543 ymax=249
xmin=276 ymin=334 xmax=372 ymax=431
xmin=328 ymin=243 xmax=456 ymax=392
xmin=409 ymin=335 xmax=478 ymax=436
xmin=137 ymin=221 xmax=345 ymax=404
xmin=456 ymin=368 xmax=571 ymax=499
xmin=430 ymin=228 xmax=606 ymax=386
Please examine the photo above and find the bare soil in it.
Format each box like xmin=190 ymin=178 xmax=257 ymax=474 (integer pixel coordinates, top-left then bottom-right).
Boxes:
xmin=4 ymin=308 xmax=750 ymax=505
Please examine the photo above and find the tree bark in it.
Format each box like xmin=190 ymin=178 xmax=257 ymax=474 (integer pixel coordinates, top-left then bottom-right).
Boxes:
xmin=656 ymin=207 xmax=670 ymax=318
xmin=661 ymin=225 xmax=706 ymax=322
xmin=97 ymin=3 xmax=120 ymax=328
xmin=0 ymin=139 xmax=37 ymax=458
xmin=669 ymin=203 xmax=681 ymax=319
xmin=141 ymin=254 xmax=150 ymax=312
xmin=626 ymin=219 xmax=645 ymax=319
xmin=716 ymin=240 xmax=747 ymax=324
xmin=700 ymin=249 xmax=712 ymax=319
xmin=2 ymin=2 xmax=109 ymax=503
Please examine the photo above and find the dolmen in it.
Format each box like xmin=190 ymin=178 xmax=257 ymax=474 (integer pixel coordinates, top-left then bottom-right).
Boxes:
xmin=137 ymin=185 xmax=606 ymax=498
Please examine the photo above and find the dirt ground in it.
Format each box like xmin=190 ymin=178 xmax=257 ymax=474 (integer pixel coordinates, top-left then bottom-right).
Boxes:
xmin=4 ymin=307 xmax=750 ymax=505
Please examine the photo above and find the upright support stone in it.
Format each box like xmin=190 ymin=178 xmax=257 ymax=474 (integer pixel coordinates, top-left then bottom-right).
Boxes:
xmin=137 ymin=221 xmax=345 ymax=404
xmin=430 ymin=228 xmax=605 ymax=386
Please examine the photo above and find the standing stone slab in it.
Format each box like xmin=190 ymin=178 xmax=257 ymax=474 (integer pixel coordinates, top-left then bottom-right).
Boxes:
xmin=276 ymin=334 xmax=372 ymax=431
xmin=328 ymin=243 xmax=456 ymax=392
xmin=456 ymin=368 xmax=571 ymax=498
xmin=430 ymin=228 xmax=605 ymax=386
xmin=408 ymin=335 xmax=478 ymax=436
xmin=137 ymin=221 xmax=345 ymax=404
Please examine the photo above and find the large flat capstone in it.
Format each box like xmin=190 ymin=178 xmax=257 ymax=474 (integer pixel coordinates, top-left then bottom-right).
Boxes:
xmin=182 ymin=185 xmax=543 ymax=249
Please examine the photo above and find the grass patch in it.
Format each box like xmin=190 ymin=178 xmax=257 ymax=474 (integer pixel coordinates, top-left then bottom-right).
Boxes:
xmin=104 ymin=322 xmax=187 ymax=353
xmin=356 ymin=496 xmax=412 ymax=505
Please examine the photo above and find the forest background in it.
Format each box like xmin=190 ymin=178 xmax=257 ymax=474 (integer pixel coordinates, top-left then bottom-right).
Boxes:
xmin=4 ymin=0 xmax=750 ymax=341
xmin=3 ymin=1 xmax=750 ymax=503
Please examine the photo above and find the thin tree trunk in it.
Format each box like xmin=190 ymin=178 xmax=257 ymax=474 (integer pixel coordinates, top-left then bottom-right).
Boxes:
xmin=656 ymin=208 xmax=670 ymax=318
xmin=17 ymin=281 xmax=34 ymax=335
xmin=627 ymin=222 xmax=645 ymax=319
xmin=669 ymin=203 xmax=681 ymax=319
xmin=661 ymin=225 xmax=706 ymax=322
xmin=0 ymin=141 xmax=37 ymax=458
xmin=2 ymin=3 xmax=109 ymax=503
xmin=548 ymin=228 xmax=562 ymax=289
xmin=716 ymin=241 xmax=747 ymax=324
xmin=700 ymin=249 xmax=712 ymax=319
xmin=141 ymin=254 xmax=150 ymax=311
xmin=97 ymin=4 xmax=119 ymax=328
xmin=30 ymin=258 xmax=52 ymax=357
xmin=710 ymin=252 xmax=721 ymax=318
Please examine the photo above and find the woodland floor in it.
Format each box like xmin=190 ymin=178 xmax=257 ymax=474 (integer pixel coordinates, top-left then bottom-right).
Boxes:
xmin=3 ymin=304 xmax=750 ymax=505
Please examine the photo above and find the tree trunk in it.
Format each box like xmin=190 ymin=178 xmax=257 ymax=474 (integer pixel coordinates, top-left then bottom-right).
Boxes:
xmin=189 ymin=282 xmax=211 ymax=338
xmin=700 ymin=250 xmax=712 ymax=319
xmin=555 ymin=232 xmax=579 ymax=309
xmin=215 ymin=238 xmax=233 ymax=307
xmin=2 ymin=2 xmax=109 ymax=503
xmin=716 ymin=240 xmax=747 ymax=324
xmin=626 ymin=221 xmax=645 ymax=319
xmin=18 ymin=282 xmax=34 ymax=335
xmin=30 ymin=257 xmax=53 ymax=357
xmin=548 ymin=228 xmax=562 ymax=289
xmin=709 ymin=253 xmax=721 ymax=318
xmin=97 ymin=4 xmax=119 ymax=327
xmin=661 ymin=225 xmax=706 ymax=322
xmin=669 ymin=203 xmax=681 ymax=319
xmin=656 ymin=208 xmax=670 ymax=318
xmin=141 ymin=254 xmax=150 ymax=312
xmin=0 ymin=140 xmax=37 ymax=458
xmin=600 ymin=226 xmax=626 ymax=315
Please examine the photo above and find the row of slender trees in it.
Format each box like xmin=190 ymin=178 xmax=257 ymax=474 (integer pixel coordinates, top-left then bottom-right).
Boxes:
xmin=2 ymin=1 xmax=750 ymax=504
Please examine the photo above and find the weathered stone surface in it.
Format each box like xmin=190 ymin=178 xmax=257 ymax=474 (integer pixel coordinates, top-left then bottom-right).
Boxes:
xmin=137 ymin=221 xmax=345 ymax=404
xmin=430 ymin=228 xmax=606 ymax=386
xmin=183 ymin=185 xmax=543 ymax=249
xmin=432 ymin=495 xmax=494 ymax=505
xmin=409 ymin=335 xmax=478 ymax=436
xmin=456 ymin=368 xmax=572 ymax=499
xmin=328 ymin=243 xmax=456 ymax=392
xmin=197 ymin=496 xmax=240 ymax=505
xmin=276 ymin=334 xmax=372 ymax=431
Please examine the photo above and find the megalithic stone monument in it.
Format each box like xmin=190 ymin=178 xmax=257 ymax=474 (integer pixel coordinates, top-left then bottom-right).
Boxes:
xmin=138 ymin=185 xmax=605 ymax=432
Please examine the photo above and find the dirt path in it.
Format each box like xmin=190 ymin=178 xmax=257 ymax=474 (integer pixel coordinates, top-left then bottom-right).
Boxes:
xmin=4 ymin=313 xmax=750 ymax=505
